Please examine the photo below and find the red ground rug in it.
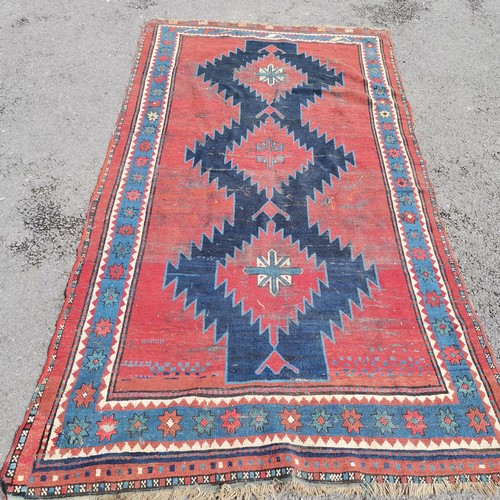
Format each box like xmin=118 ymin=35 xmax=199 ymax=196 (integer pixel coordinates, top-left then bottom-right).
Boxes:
xmin=3 ymin=20 xmax=500 ymax=498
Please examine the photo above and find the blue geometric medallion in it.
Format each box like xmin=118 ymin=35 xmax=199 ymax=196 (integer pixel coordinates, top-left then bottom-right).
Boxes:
xmin=164 ymin=40 xmax=378 ymax=382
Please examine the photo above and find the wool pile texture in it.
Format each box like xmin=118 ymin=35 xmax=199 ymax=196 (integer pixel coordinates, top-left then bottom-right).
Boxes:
xmin=2 ymin=20 xmax=500 ymax=499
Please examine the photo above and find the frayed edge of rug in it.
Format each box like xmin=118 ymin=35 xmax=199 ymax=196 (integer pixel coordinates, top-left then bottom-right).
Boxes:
xmin=51 ymin=477 xmax=500 ymax=500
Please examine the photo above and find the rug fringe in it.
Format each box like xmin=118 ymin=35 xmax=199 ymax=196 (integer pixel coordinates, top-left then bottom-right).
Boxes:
xmin=73 ymin=476 xmax=500 ymax=500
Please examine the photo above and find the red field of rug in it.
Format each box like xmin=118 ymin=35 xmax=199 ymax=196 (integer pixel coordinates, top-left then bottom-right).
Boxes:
xmin=2 ymin=20 xmax=500 ymax=498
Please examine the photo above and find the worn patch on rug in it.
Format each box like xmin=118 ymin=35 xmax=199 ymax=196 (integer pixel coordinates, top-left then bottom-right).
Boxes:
xmin=2 ymin=20 xmax=500 ymax=498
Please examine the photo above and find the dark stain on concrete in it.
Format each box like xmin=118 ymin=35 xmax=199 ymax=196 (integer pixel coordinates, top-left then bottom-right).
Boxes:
xmin=34 ymin=14 xmax=54 ymax=22
xmin=126 ymin=0 xmax=157 ymax=10
xmin=12 ymin=17 xmax=30 ymax=28
xmin=355 ymin=0 xmax=431 ymax=25
xmin=467 ymin=0 xmax=484 ymax=12
xmin=9 ymin=183 xmax=84 ymax=268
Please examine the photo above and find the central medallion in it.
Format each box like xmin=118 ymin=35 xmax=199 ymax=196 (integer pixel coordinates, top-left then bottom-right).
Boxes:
xmin=216 ymin=222 xmax=327 ymax=349
xmin=225 ymin=117 xmax=312 ymax=197
xmin=167 ymin=40 xmax=378 ymax=382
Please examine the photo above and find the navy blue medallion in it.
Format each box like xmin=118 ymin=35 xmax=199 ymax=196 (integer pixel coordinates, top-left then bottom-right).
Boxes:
xmin=165 ymin=40 xmax=378 ymax=382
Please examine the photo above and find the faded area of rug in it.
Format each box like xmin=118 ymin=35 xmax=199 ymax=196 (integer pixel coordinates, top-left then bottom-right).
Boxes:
xmin=3 ymin=20 xmax=500 ymax=498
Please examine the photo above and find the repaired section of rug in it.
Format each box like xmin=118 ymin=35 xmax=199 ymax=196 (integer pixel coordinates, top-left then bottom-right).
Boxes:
xmin=3 ymin=20 xmax=500 ymax=499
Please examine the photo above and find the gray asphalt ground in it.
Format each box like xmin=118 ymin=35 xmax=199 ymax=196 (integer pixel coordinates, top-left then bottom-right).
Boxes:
xmin=1 ymin=1 xmax=499 ymax=498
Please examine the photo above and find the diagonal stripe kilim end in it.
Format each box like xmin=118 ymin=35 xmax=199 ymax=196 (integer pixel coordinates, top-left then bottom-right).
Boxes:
xmin=2 ymin=20 xmax=500 ymax=499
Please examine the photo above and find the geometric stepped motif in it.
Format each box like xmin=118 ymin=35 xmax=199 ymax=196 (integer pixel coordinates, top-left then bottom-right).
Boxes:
xmin=225 ymin=117 xmax=313 ymax=197
xmin=167 ymin=39 xmax=378 ymax=382
xmin=234 ymin=49 xmax=308 ymax=104
xmin=216 ymin=222 xmax=327 ymax=348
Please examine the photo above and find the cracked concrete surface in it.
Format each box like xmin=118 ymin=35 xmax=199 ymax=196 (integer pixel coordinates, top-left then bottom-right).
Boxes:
xmin=0 ymin=1 xmax=499 ymax=498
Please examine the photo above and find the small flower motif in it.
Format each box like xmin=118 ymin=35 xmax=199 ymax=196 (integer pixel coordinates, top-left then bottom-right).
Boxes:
xmin=158 ymin=410 xmax=182 ymax=437
xmin=96 ymin=414 xmax=118 ymax=442
xmin=153 ymin=75 xmax=166 ymax=84
xmin=127 ymin=413 xmax=149 ymax=437
xmin=125 ymin=190 xmax=141 ymax=202
xmin=67 ymin=416 xmax=90 ymax=445
xmin=403 ymin=409 xmax=427 ymax=436
xmin=455 ymin=375 xmax=477 ymax=398
xmin=311 ymin=408 xmax=333 ymax=433
xmin=221 ymin=408 xmax=242 ymax=435
xmin=280 ymin=408 xmax=302 ymax=432
xmin=436 ymin=407 xmax=459 ymax=434
xmin=108 ymin=263 xmax=125 ymax=281
xmin=73 ymin=383 xmax=96 ymax=408
xmin=408 ymin=229 xmax=423 ymax=240
xmin=149 ymin=100 xmax=161 ymax=107
xmin=412 ymin=247 xmax=427 ymax=261
xmin=425 ymin=290 xmax=442 ymax=308
xmin=378 ymin=98 xmax=388 ymax=105
xmin=93 ymin=317 xmax=113 ymax=337
xmin=193 ymin=410 xmax=216 ymax=436
xmin=84 ymin=349 xmax=106 ymax=371
xmin=340 ymin=407 xmax=363 ymax=434
xmin=466 ymin=406 xmax=490 ymax=434
xmin=380 ymin=110 xmax=391 ymax=119
xmin=130 ymin=173 xmax=145 ymax=184
xmin=388 ymin=148 xmax=400 ymax=158
xmin=112 ymin=242 xmax=132 ymax=259
xmin=372 ymin=409 xmax=397 ymax=435
xmin=366 ymin=42 xmax=375 ymax=48
xmin=142 ymin=125 xmax=156 ymax=135
xmin=121 ymin=206 xmax=139 ymax=219
xmin=135 ymin=156 xmax=149 ymax=167
xmin=395 ymin=177 xmax=408 ymax=188
xmin=138 ymin=140 xmax=152 ymax=152
xmin=417 ymin=266 xmax=434 ymax=281
xmin=147 ymin=111 xmax=159 ymax=121
xmin=384 ymin=133 xmax=397 ymax=145
xmin=382 ymin=122 xmax=393 ymax=131
xmin=391 ymin=162 xmax=405 ymax=173
xmin=432 ymin=317 xmax=454 ymax=336
xmin=248 ymin=407 xmax=269 ymax=432
xmin=151 ymin=88 xmax=163 ymax=96
xmin=118 ymin=224 xmax=135 ymax=236
xmin=402 ymin=211 xmax=417 ymax=224
xmin=443 ymin=345 xmax=462 ymax=365
xmin=101 ymin=286 xmax=120 ymax=306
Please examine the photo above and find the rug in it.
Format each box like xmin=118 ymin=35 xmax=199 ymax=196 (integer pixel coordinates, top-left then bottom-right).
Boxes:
xmin=2 ymin=20 xmax=500 ymax=499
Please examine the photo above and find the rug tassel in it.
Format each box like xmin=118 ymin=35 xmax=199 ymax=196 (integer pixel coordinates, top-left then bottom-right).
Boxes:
xmin=77 ymin=475 xmax=500 ymax=500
